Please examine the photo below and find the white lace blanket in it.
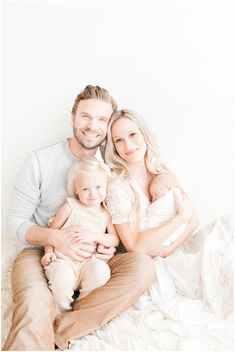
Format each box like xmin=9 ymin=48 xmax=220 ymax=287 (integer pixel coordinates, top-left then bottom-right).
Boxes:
xmin=1 ymin=216 xmax=234 ymax=351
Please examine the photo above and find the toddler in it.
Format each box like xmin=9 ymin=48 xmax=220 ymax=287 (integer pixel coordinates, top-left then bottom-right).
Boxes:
xmin=141 ymin=173 xmax=187 ymax=246
xmin=41 ymin=157 xmax=119 ymax=313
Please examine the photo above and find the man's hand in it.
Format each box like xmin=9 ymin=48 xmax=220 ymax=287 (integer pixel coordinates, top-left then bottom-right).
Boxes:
xmin=95 ymin=244 xmax=116 ymax=262
xmin=52 ymin=226 xmax=96 ymax=261
xmin=72 ymin=231 xmax=98 ymax=243
xmin=41 ymin=252 xmax=57 ymax=267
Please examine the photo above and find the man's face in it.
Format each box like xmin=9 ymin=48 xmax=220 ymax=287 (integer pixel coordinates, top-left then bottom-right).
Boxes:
xmin=72 ymin=99 xmax=113 ymax=150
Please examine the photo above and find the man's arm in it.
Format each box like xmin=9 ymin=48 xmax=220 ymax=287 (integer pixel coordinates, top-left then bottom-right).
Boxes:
xmin=7 ymin=152 xmax=42 ymax=243
xmin=7 ymin=153 xmax=96 ymax=260
xmin=24 ymin=216 xmax=97 ymax=262
xmin=7 ymin=153 xmax=63 ymax=247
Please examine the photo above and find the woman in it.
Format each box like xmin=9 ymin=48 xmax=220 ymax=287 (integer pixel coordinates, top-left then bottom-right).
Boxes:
xmin=105 ymin=109 xmax=197 ymax=255
xmin=105 ymin=109 xmax=233 ymax=324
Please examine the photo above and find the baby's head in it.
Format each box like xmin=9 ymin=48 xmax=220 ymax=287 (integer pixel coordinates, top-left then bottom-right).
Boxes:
xmin=67 ymin=157 xmax=110 ymax=207
xmin=149 ymin=173 xmax=173 ymax=201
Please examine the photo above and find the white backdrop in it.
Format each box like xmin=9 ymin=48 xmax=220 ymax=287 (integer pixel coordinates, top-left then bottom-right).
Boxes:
xmin=2 ymin=0 xmax=234 ymax=238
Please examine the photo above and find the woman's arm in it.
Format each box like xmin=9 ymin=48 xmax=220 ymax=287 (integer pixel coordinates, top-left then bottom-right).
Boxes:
xmin=162 ymin=211 xmax=199 ymax=257
xmin=105 ymin=221 xmax=120 ymax=247
xmin=114 ymin=197 xmax=193 ymax=256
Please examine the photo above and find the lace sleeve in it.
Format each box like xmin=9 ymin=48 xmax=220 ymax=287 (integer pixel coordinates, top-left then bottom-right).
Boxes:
xmin=106 ymin=177 xmax=132 ymax=224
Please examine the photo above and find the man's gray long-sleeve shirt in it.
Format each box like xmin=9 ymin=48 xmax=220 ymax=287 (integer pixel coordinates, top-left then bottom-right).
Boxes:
xmin=7 ymin=140 xmax=102 ymax=244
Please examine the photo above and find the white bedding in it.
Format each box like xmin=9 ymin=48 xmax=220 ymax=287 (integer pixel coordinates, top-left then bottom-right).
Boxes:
xmin=1 ymin=216 xmax=234 ymax=351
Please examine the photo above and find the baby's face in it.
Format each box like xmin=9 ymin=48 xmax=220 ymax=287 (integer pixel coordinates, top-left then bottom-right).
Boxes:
xmin=149 ymin=174 xmax=171 ymax=201
xmin=74 ymin=171 xmax=108 ymax=207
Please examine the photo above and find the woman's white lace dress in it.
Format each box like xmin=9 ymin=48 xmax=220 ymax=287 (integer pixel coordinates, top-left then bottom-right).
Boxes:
xmin=106 ymin=176 xmax=234 ymax=325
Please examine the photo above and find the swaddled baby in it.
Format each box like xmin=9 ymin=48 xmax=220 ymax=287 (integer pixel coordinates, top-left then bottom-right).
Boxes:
xmin=141 ymin=173 xmax=187 ymax=246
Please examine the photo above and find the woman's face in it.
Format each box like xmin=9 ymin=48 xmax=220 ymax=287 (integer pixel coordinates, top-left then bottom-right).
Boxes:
xmin=111 ymin=117 xmax=147 ymax=164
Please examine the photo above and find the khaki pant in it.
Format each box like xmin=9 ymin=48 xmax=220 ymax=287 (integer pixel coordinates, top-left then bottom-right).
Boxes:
xmin=45 ymin=257 xmax=111 ymax=312
xmin=3 ymin=247 xmax=155 ymax=351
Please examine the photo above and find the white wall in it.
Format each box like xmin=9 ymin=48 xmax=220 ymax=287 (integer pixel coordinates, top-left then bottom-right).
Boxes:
xmin=2 ymin=0 xmax=234 ymax=237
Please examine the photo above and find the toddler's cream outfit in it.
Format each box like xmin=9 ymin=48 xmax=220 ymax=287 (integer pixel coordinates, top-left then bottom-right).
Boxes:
xmin=45 ymin=197 xmax=111 ymax=312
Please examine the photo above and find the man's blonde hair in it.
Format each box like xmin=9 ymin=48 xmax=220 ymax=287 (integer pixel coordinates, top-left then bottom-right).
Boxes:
xmin=67 ymin=156 xmax=111 ymax=198
xmin=71 ymin=85 xmax=117 ymax=115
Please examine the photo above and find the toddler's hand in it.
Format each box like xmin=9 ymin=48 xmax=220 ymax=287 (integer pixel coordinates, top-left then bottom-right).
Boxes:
xmin=95 ymin=244 xmax=116 ymax=262
xmin=41 ymin=252 xmax=57 ymax=267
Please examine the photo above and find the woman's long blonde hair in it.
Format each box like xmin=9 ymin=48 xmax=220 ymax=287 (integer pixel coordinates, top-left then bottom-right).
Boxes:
xmin=104 ymin=109 xmax=173 ymax=226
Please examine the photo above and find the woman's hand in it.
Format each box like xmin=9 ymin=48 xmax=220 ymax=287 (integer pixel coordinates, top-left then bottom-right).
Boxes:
xmin=152 ymin=244 xmax=173 ymax=258
xmin=41 ymin=252 xmax=57 ymax=267
xmin=174 ymin=192 xmax=193 ymax=223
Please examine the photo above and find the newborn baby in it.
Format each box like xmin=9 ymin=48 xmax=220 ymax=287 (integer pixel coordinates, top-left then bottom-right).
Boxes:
xmin=141 ymin=173 xmax=187 ymax=246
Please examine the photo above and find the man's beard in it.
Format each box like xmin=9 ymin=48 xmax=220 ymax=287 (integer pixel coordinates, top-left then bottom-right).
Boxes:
xmin=73 ymin=126 xmax=106 ymax=150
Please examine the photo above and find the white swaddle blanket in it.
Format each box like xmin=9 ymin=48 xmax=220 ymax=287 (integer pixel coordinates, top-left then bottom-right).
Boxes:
xmin=140 ymin=187 xmax=186 ymax=246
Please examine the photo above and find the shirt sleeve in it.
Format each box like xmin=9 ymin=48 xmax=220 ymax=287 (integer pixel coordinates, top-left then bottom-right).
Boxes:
xmin=6 ymin=152 xmax=41 ymax=244
xmin=106 ymin=176 xmax=132 ymax=224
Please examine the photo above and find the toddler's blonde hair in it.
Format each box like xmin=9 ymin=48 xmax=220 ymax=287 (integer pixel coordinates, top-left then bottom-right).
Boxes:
xmin=67 ymin=156 xmax=111 ymax=198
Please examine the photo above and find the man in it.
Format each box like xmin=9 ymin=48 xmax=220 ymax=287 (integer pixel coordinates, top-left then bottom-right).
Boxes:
xmin=3 ymin=85 xmax=155 ymax=351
